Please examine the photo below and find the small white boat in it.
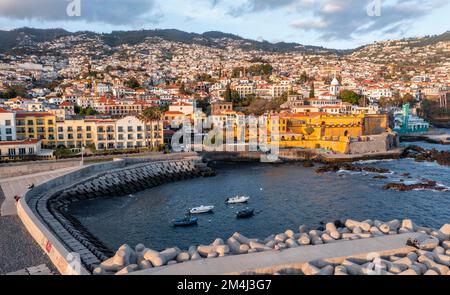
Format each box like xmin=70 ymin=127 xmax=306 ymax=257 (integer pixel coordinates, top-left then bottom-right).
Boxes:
xmin=189 ymin=205 xmax=214 ymax=214
xmin=225 ymin=196 xmax=250 ymax=204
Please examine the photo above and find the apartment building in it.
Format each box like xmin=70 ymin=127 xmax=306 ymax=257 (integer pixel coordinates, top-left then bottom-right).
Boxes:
xmin=0 ymin=108 xmax=16 ymax=141
xmin=15 ymin=112 xmax=57 ymax=148
xmin=55 ymin=116 xmax=163 ymax=150
xmin=0 ymin=139 xmax=44 ymax=161
xmin=116 ymin=116 xmax=162 ymax=149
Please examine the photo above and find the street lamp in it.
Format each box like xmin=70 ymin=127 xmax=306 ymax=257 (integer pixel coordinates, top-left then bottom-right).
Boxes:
xmin=80 ymin=146 xmax=85 ymax=166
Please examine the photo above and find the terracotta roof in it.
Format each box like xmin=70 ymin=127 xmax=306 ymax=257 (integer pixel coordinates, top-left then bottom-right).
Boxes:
xmin=15 ymin=112 xmax=53 ymax=118
xmin=0 ymin=107 xmax=12 ymax=113
xmin=164 ymin=111 xmax=185 ymax=115
xmin=0 ymin=139 xmax=40 ymax=146
xmin=59 ymin=101 xmax=73 ymax=107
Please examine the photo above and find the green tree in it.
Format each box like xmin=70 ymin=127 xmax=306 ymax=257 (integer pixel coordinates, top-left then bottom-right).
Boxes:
xmin=309 ymin=82 xmax=315 ymax=98
xmin=339 ymin=90 xmax=360 ymax=105
xmin=402 ymin=93 xmax=416 ymax=106
xmin=138 ymin=107 xmax=163 ymax=148
xmin=299 ymin=71 xmax=309 ymax=84
xmin=223 ymin=83 xmax=233 ymax=102
xmin=125 ymin=78 xmax=141 ymax=89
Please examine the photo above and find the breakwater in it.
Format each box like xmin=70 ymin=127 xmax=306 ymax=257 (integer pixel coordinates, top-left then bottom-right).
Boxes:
xmin=95 ymin=218 xmax=450 ymax=275
xmin=18 ymin=155 xmax=211 ymax=273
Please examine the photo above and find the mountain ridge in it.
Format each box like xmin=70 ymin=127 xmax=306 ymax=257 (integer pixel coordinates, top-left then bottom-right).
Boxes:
xmin=0 ymin=27 xmax=448 ymax=56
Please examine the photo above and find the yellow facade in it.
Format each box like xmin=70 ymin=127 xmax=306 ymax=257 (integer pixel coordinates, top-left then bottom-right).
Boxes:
xmin=15 ymin=112 xmax=57 ymax=148
xmin=55 ymin=118 xmax=163 ymax=150
xmin=267 ymin=112 xmax=388 ymax=154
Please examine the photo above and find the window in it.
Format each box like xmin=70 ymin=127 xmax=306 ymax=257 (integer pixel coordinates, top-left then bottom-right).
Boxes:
xmin=137 ymin=126 xmax=143 ymax=132
xmin=86 ymin=133 xmax=92 ymax=139
xmin=5 ymin=120 xmax=11 ymax=126
xmin=128 ymin=134 xmax=133 ymax=140
xmin=8 ymin=148 xmax=16 ymax=156
xmin=28 ymin=128 xmax=34 ymax=133
xmin=77 ymin=134 xmax=82 ymax=139
xmin=58 ymin=127 xmax=63 ymax=132
xmin=6 ymin=128 xmax=12 ymax=135
xmin=77 ymin=126 xmax=82 ymax=132
xmin=37 ymin=119 xmax=44 ymax=125
xmin=48 ymin=120 xmax=53 ymax=125
xmin=27 ymin=120 xmax=34 ymax=125
xmin=19 ymin=148 xmax=26 ymax=155
xmin=68 ymin=127 xmax=73 ymax=132
xmin=118 ymin=127 xmax=124 ymax=133
xmin=127 ymin=126 xmax=133 ymax=132
xmin=86 ymin=126 xmax=91 ymax=132
xmin=68 ymin=134 xmax=74 ymax=139
xmin=58 ymin=134 xmax=64 ymax=140
xmin=17 ymin=120 xmax=25 ymax=126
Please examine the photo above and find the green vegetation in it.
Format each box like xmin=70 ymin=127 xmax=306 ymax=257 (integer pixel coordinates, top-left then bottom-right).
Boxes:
xmin=309 ymin=82 xmax=315 ymax=98
xmin=232 ymin=63 xmax=273 ymax=78
xmin=243 ymin=93 xmax=288 ymax=116
xmin=378 ymin=93 xmax=417 ymax=108
xmin=222 ymin=83 xmax=240 ymax=103
xmin=0 ymin=85 xmax=28 ymax=98
xmin=74 ymin=106 xmax=99 ymax=116
xmin=125 ymin=77 xmax=141 ymax=89
xmin=339 ymin=90 xmax=361 ymax=105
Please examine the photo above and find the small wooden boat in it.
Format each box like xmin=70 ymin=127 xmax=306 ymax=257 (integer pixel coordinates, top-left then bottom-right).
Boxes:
xmin=225 ymin=196 xmax=250 ymax=204
xmin=236 ymin=208 xmax=254 ymax=219
xmin=172 ymin=216 xmax=198 ymax=227
xmin=189 ymin=205 xmax=214 ymax=214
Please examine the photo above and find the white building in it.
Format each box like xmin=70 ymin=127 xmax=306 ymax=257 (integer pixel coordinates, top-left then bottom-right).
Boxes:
xmin=0 ymin=139 xmax=48 ymax=161
xmin=115 ymin=116 xmax=163 ymax=149
xmin=169 ymin=102 xmax=194 ymax=116
xmin=0 ymin=108 xmax=16 ymax=141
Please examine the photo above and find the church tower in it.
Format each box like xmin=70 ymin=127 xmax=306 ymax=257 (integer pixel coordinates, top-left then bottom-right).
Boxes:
xmin=330 ymin=74 xmax=340 ymax=96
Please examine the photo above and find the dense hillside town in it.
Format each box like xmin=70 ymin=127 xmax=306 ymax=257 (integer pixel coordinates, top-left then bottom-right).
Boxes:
xmin=0 ymin=28 xmax=449 ymax=161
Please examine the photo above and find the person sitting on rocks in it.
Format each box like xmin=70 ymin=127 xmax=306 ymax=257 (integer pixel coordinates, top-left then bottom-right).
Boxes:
xmin=28 ymin=183 xmax=35 ymax=189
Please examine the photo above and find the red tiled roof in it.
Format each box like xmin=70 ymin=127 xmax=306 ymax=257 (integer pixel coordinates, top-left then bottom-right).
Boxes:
xmin=15 ymin=112 xmax=53 ymax=118
xmin=0 ymin=107 xmax=12 ymax=113
xmin=0 ymin=139 xmax=40 ymax=146
xmin=60 ymin=101 xmax=73 ymax=107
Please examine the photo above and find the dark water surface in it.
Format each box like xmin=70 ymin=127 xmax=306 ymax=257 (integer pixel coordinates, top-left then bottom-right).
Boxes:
xmin=70 ymin=155 xmax=450 ymax=251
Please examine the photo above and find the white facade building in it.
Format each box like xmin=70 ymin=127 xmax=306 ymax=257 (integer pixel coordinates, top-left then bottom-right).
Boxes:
xmin=0 ymin=108 xmax=16 ymax=141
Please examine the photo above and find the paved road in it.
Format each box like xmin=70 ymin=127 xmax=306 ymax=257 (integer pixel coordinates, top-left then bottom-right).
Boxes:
xmin=0 ymin=166 xmax=81 ymax=274
xmin=0 ymin=166 xmax=82 ymax=216
xmin=0 ymin=186 xmax=57 ymax=274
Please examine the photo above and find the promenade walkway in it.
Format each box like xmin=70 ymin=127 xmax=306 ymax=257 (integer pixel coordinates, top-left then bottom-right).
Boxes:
xmin=0 ymin=166 xmax=82 ymax=216
xmin=0 ymin=166 xmax=82 ymax=274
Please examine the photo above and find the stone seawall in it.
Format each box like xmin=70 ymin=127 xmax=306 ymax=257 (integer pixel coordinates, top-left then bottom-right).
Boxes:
xmin=18 ymin=156 xmax=205 ymax=274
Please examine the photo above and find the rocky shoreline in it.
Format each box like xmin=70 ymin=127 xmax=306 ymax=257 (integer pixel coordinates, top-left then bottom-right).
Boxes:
xmin=93 ymin=219 xmax=450 ymax=275
xmin=402 ymin=145 xmax=450 ymax=166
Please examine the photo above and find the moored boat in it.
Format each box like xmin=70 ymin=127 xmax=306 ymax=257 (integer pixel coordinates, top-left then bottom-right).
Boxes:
xmin=236 ymin=208 xmax=255 ymax=218
xmin=189 ymin=205 xmax=214 ymax=214
xmin=225 ymin=196 xmax=250 ymax=204
xmin=172 ymin=216 xmax=198 ymax=227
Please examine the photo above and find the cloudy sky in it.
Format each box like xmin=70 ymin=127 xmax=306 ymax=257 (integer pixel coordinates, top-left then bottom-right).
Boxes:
xmin=0 ymin=0 xmax=448 ymax=49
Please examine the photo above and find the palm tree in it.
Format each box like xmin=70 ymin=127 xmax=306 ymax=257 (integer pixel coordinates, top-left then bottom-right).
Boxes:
xmin=138 ymin=107 xmax=163 ymax=149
